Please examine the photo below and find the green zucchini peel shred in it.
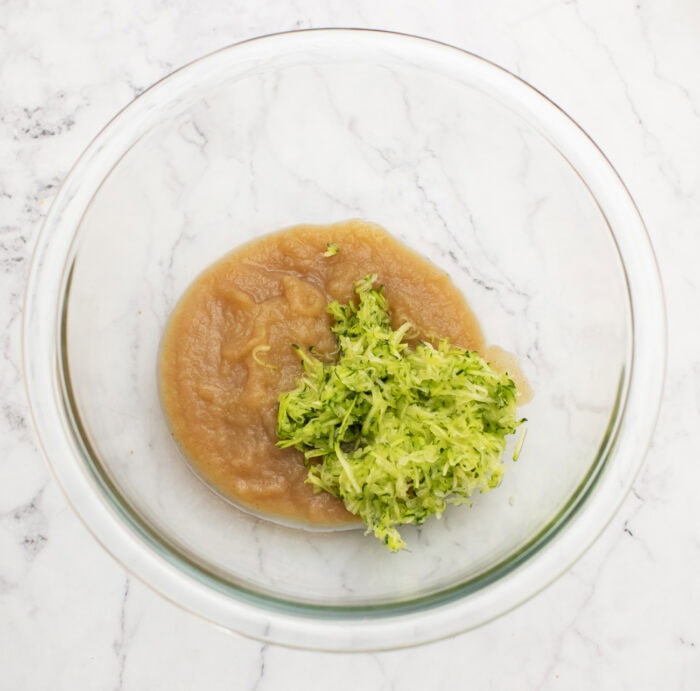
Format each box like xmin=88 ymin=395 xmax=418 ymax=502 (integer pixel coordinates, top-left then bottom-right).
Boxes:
xmin=277 ymin=275 xmax=523 ymax=551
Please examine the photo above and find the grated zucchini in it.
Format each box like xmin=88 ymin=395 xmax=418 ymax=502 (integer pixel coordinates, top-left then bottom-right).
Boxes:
xmin=277 ymin=275 xmax=523 ymax=550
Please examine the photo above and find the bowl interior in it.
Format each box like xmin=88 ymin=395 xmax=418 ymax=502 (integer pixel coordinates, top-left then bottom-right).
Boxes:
xmin=62 ymin=35 xmax=629 ymax=609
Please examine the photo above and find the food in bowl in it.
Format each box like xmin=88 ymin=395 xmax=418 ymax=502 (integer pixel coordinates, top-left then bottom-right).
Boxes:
xmin=159 ymin=219 xmax=525 ymax=548
xmin=24 ymin=28 xmax=664 ymax=648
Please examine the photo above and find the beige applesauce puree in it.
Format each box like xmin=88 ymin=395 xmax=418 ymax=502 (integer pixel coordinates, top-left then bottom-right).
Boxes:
xmin=159 ymin=219 xmax=510 ymax=526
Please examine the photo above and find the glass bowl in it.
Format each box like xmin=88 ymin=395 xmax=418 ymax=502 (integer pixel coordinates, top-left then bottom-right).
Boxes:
xmin=24 ymin=29 xmax=665 ymax=651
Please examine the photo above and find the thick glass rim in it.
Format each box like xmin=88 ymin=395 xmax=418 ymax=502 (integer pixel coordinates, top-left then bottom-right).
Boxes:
xmin=23 ymin=29 xmax=666 ymax=650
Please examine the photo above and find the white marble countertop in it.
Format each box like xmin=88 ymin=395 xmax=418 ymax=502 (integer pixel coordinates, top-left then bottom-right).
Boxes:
xmin=2 ymin=1 xmax=699 ymax=688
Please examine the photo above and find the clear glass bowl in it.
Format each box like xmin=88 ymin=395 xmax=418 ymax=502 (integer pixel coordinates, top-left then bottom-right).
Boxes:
xmin=24 ymin=29 xmax=665 ymax=650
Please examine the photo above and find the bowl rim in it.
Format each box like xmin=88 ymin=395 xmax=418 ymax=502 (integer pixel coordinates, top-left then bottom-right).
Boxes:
xmin=23 ymin=28 xmax=666 ymax=651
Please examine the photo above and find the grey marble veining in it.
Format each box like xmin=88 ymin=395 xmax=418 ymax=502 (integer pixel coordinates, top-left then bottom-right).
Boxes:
xmin=2 ymin=0 xmax=700 ymax=689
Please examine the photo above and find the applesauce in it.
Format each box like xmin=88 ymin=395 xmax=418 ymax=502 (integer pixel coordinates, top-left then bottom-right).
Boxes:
xmin=159 ymin=219 xmax=487 ymax=526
